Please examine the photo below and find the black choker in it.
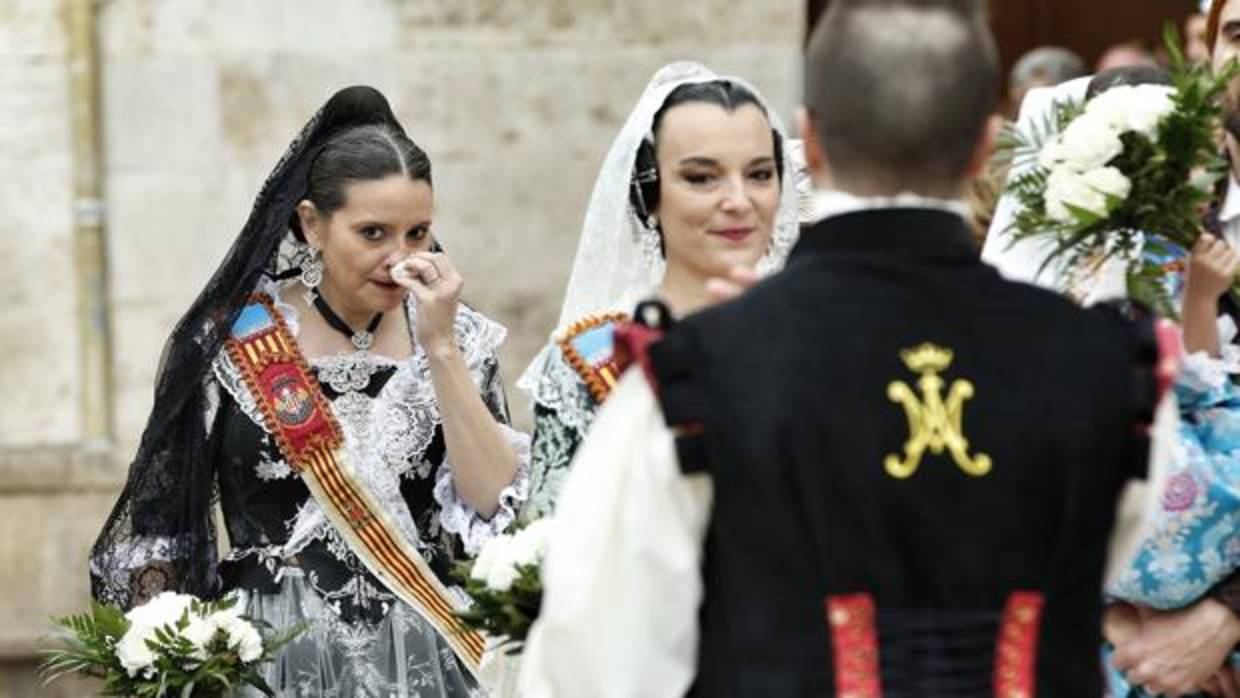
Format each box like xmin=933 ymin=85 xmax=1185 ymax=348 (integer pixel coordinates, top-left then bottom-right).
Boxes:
xmin=311 ymin=291 xmax=383 ymax=351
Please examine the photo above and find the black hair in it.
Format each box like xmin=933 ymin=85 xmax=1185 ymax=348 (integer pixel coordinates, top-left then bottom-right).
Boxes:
xmin=291 ymin=123 xmax=432 ymax=239
xmin=629 ymin=80 xmax=784 ymax=227
xmin=1085 ymin=65 xmax=1173 ymax=100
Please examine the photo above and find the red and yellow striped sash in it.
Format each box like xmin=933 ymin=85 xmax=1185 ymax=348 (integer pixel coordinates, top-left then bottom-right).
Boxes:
xmin=225 ymin=294 xmax=485 ymax=673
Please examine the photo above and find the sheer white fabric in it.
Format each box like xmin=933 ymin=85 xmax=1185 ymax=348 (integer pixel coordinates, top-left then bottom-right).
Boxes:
xmin=518 ymin=372 xmax=712 ymax=698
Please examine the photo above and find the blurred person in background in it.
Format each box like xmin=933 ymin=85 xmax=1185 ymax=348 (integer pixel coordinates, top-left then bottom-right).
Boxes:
xmin=1008 ymin=45 xmax=1087 ymax=117
xmin=1096 ymin=40 xmax=1159 ymax=72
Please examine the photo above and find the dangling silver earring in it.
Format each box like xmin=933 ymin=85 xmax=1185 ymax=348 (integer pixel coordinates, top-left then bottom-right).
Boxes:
xmin=646 ymin=213 xmax=658 ymax=230
xmin=300 ymin=248 xmax=323 ymax=288
xmin=639 ymin=228 xmax=663 ymax=271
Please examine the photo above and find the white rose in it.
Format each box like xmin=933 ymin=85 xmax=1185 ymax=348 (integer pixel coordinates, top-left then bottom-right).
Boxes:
xmin=507 ymin=535 xmax=540 ymax=569
xmin=471 ymin=534 xmax=511 ymax=583
xmin=484 ymin=545 xmax=520 ymax=592
xmin=1037 ymin=139 xmax=1065 ymax=170
xmin=1057 ymin=114 xmax=1125 ymax=171
xmin=1083 ymin=88 xmax=1131 ymax=132
xmin=125 ymin=592 xmax=194 ymax=629
xmin=115 ymin=624 xmax=158 ymax=678
xmin=181 ymin=614 xmax=221 ymax=660
xmin=1085 ymin=84 xmax=1175 ymax=140
xmin=1045 ymin=168 xmax=1107 ymax=223
xmin=513 ymin=519 xmax=553 ymax=564
xmin=1080 ymin=166 xmax=1132 ymax=202
xmin=219 ymin=615 xmax=264 ymax=663
xmin=1127 ymin=85 xmax=1176 ymax=138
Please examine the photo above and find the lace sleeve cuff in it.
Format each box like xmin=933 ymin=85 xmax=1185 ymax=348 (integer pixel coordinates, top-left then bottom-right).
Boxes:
xmin=433 ymin=423 xmax=532 ymax=556
xmin=1175 ymin=316 xmax=1240 ymax=405
xmin=90 ymin=535 xmax=182 ymax=608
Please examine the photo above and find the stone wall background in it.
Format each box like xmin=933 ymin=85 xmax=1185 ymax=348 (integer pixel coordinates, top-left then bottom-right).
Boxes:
xmin=0 ymin=1 xmax=802 ymax=694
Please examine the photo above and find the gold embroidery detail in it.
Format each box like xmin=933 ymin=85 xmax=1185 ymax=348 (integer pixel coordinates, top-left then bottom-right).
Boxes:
xmin=557 ymin=312 xmax=630 ymax=404
xmin=885 ymin=342 xmax=991 ymax=479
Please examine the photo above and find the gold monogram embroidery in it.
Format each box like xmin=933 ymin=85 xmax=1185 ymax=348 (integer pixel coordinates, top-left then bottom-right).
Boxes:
xmin=885 ymin=343 xmax=991 ymax=479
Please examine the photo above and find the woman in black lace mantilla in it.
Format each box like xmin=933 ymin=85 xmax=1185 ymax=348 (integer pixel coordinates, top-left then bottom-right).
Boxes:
xmin=90 ymin=85 xmax=530 ymax=697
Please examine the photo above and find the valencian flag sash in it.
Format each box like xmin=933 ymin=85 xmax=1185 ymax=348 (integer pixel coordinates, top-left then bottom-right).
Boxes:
xmin=225 ymin=294 xmax=486 ymax=674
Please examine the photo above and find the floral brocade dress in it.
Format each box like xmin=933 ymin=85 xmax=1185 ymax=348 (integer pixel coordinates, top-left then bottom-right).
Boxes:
xmin=205 ymin=281 xmax=531 ymax=697
xmin=1093 ymin=255 xmax=1240 ymax=696
xmin=520 ymin=312 xmax=629 ymax=522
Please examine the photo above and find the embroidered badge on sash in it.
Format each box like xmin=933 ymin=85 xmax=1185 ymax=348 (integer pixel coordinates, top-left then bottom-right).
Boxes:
xmin=885 ymin=343 xmax=991 ymax=479
xmin=557 ymin=312 xmax=629 ymax=404
xmin=225 ymin=299 xmax=342 ymax=469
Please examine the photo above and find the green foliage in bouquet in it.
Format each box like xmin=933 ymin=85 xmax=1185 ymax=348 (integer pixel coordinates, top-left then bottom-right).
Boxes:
xmin=996 ymin=26 xmax=1240 ymax=317
xmin=453 ymin=560 xmax=542 ymax=653
xmin=451 ymin=518 xmax=551 ymax=654
xmin=40 ymin=595 xmax=304 ymax=698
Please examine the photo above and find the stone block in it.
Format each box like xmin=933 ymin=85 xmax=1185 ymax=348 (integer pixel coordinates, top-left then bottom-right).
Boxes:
xmin=0 ymin=59 xmax=77 ymax=446
xmin=0 ymin=0 xmax=67 ymax=58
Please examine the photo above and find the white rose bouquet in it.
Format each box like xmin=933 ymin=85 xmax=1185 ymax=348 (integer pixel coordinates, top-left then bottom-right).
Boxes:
xmin=454 ymin=519 xmax=553 ymax=652
xmin=999 ymin=30 xmax=1240 ymax=316
xmin=40 ymin=592 xmax=302 ymax=697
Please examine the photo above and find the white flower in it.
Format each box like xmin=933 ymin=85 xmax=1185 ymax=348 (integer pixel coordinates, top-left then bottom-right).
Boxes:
xmin=1083 ymin=88 xmax=1132 ymax=132
xmin=1045 ymin=169 xmax=1103 ymax=222
xmin=471 ymin=533 xmax=512 ymax=583
xmin=1125 ymin=85 xmax=1176 ymax=138
xmin=1056 ymin=114 xmax=1125 ymax=171
xmin=115 ymin=624 xmax=158 ymax=678
xmin=1088 ymin=84 xmax=1176 ymax=139
xmin=1044 ymin=165 xmax=1130 ymax=223
xmin=485 ymin=545 xmax=521 ymax=592
xmin=1037 ymin=139 xmax=1065 ymax=170
xmin=181 ymin=614 xmax=222 ymax=660
xmin=1081 ymin=166 xmax=1132 ymax=201
xmin=124 ymin=592 xmax=194 ymax=629
xmin=512 ymin=519 xmax=553 ymax=565
xmin=219 ymin=615 xmax=264 ymax=663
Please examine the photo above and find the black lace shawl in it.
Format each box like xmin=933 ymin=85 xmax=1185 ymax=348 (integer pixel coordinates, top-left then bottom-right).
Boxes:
xmin=90 ymin=86 xmax=407 ymax=609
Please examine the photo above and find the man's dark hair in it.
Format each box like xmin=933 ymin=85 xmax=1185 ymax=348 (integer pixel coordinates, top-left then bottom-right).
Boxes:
xmin=1085 ymin=65 xmax=1173 ymax=100
xmin=805 ymin=0 xmax=998 ymax=195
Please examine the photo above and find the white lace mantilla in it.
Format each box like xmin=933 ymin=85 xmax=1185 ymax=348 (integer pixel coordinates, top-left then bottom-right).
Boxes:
xmin=212 ymin=277 xmax=530 ymax=560
xmin=521 ymin=340 xmax=600 ymax=436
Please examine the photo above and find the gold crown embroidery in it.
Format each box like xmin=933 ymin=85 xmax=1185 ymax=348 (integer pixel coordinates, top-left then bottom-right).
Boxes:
xmin=885 ymin=342 xmax=991 ymax=479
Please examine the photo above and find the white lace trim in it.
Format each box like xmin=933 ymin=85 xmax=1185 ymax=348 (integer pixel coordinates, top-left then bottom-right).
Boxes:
xmin=90 ymin=535 xmax=179 ymax=606
xmin=213 ymin=351 xmax=273 ymax=435
xmin=1179 ymin=315 xmax=1240 ymax=394
xmin=520 ymin=339 xmax=598 ymax=436
xmin=211 ymin=275 xmax=528 ymax=560
xmin=433 ymin=423 xmax=532 ymax=556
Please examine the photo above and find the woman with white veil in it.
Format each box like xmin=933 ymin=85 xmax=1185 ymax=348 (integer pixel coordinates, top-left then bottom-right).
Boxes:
xmin=517 ymin=61 xmax=808 ymax=522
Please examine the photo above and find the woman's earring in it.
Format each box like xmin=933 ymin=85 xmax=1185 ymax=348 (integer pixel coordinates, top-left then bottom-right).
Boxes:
xmin=639 ymin=228 xmax=663 ymax=270
xmin=646 ymin=213 xmax=658 ymax=230
xmin=300 ymin=248 xmax=323 ymax=288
